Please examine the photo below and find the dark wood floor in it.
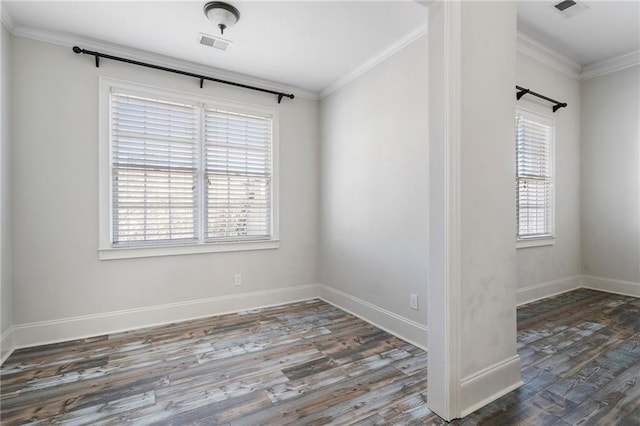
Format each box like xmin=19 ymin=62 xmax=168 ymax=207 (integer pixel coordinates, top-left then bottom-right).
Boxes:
xmin=463 ymin=289 xmax=640 ymax=426
xmin=1 ymin=289 xmax=639 ymax=425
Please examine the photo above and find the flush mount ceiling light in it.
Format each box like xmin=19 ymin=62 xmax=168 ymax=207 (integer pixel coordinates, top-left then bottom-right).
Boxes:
xmin=204 ymin=1 xmax=240 ymax=35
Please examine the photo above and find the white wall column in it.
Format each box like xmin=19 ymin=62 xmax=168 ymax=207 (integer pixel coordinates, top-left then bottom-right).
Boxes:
xmin=427 ymin=1 xmax=522 ymax=420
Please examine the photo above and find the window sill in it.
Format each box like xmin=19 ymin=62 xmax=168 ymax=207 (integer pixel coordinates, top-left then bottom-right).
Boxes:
xmin=516 ymin=237 xmax=555 ymax=249
xmin=99 ymin=239 xmax=280 ymax=260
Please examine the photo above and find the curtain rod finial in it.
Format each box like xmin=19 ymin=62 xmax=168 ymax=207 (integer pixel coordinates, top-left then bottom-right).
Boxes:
xmin=72 ymin=46 xmax=82 ymax=54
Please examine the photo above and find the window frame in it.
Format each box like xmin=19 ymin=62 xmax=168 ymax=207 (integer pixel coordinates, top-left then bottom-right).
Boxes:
xmin=515 ymin=107 xmax=555 ymax=249
xmin=98 ymin=77 xmax=279 ymax=260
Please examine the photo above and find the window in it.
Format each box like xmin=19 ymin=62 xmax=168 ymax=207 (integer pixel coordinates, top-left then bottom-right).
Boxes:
xmin=99 ymin=78 xmax=279 ymax=259
xmin=515 ymin=109 xmax=554 ymax=247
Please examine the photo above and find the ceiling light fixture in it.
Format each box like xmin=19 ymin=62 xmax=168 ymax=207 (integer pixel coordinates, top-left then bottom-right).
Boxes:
xmin=204 ymin=1 xmax=240 ymax=36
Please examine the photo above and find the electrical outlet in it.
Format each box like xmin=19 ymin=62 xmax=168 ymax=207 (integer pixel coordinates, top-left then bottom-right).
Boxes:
xmin=409 ymin=293 xmax=419 ymax=310
xmin=234 ymin=273 xmax=242 ymax=286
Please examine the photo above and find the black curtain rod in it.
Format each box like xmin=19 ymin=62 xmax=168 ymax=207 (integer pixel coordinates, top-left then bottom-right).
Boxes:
xmin=72 ymin=46 xmax=295 ymax=104
xmin=516 ymin=85 xmax=566 ymax=113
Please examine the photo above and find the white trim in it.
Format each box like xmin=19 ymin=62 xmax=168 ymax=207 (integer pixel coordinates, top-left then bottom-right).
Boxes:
xmin=459 ymin=355 xmax=523 ymax=417
xmin=517 ymin=31 xmax=639 ymax=81
xmin=98 ymin=77 xmax=280 ymax=259
xmin=317 ymin=284 xmax=428 ymax=351
xmin=516 ymin=237 xmax=555 ymax=249
xmin=580 ymin=51 xmax=640 ymax=81
xmin=426 ymin=0 xmax=462 ymax=420
xmin=442 ymin=0 xmax=462 ymax=417
xmin=582 ymin=275 xmax=640 ymax=298
xmin=0 ymin=326 xmax=14 ymax=365
xmin=8 ymin=283 xmax=432 ymax=356
xmin=516 ymin=275 xmax=582 ymax=306
xmin=99 ymin=239 xmax=280 ymax=260
xmin=319 ymin=23 xmax=428 ymax=99
xmin=6 ymin=24 xmax=318 ymax=101
xmin=98 ymin=77 xmax=111 ymax=255
xmin=517 ymin=275 xmax=640 ymax=307
xmin=11 ymin=284 xmax=319 ymax=350
xmin=516 ymin=31 xmax=581 ymax=80
xmin=7 ymin=283 xmax=430 ymax=363
xmin=0 ymin=3 xmax=15 ymax=33
xmin=0 ymin=4 xmax=13 ymax=368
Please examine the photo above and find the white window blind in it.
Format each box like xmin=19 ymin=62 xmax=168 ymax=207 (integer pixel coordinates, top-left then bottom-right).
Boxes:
xmin=104 ymin=81 xmax=277 ymax=255
xmin=204 ymin=108 xmax=272 ymax=240
xmin=516 ymin=110 xmax=553 ymax=239
xmin=111 ymin=92 xmax=199 ymax=245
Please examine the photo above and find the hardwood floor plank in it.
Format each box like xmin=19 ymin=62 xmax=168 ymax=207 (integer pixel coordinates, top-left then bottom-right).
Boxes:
xmin=2 ymin=390 xmax=156 ymax=426
xmin=265 ymin=348 xmax=411 ymax=404
xmin=1 ymin=357 xmax=195 ymax=422
xmin=391 ymin=351 xmax=428 ymax=376
xmin=524 ymin=326 xmax=627 ymax=378
xmin=154 ymin=369 xmax=288 ymax=405
xmin=528 ymin=389 xmax=577 ymax=418
xmin=281 ymin=356 xmax=337 ymax=381
xmin=293 ymin=369 xmax=428 ymax=425
xmin=357 ymin=391 xmax=442 ymax=425
xmin=621 ymin=407 xmax=640 ymax=426
xmin=557 ymin=358 xmax=640 ymax=425
xmin=543 ymin=337 xmax=639 ymax=405
xmin=227 ymin=365 xmax=414 ymax=425
xmin=516 ymin=290 xmax=608 ymax=329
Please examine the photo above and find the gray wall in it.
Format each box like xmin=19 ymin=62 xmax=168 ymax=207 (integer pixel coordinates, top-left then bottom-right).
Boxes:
xmin=10 ymin=36 xmax=320 ymax=327
xmin=319 ymin=35 xmax=429 ymax=327
xmin=1 ymin=24 xmax=13 ymax=356
xmin=581 ymin=65 xmax=640 ymax=284
xmin=515 ymin=52 xmax=582 ymax=291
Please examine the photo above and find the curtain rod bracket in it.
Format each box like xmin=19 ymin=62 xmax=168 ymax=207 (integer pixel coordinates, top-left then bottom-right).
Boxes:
xmin=515 ymin=85 xmax=566 ymax=113
xmin=72 ymin=45 xmax=295 ymax=104
xmin=516 ymin=88 xmax=529 ymax=100
xmin=553 ymin=102 xmax=568 ymax=113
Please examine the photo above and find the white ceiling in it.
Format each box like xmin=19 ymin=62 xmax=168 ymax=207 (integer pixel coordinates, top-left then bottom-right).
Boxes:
xmin=2 ymin=1 xmax=429 ymax=93
xmin=2 ymin=1 xmax=638 ymax=94
xmin=517 ymin=1 xmax=640 ymax=66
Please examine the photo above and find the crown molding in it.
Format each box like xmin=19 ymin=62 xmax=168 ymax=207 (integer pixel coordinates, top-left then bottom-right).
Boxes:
xmin=320 ymin=22 xmax=428 ymax=99
xmin=6 ymin=24 xmax=319 ymax=101
xmin=1 ymin=3 xmax=15 ymax=33
xmin=517 ymin=31 xmax=639 ymax=81
xmin=580 ymin=50 xmax=640 ymax=81
xmin=517 ymin=31 xmax=582 ymax=80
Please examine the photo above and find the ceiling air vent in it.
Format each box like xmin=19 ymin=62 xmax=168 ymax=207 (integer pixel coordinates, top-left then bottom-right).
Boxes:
xmin=553 ymin=0 xmax=589 ymax=17
xmin=199 ymin=33 xmax=233 ymax=52
xmin=554 ymin=0 xmax=576 ymax=11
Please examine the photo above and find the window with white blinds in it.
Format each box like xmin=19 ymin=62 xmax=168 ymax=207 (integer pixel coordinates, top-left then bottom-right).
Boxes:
xmin=204 ymin=109 xmax=272 ymax=240
xmin=111 ymin=92 xmax=199 ymax=245
xmin=101 ymin=79 xmax=277 ymax=257
xmin=515 ymin=109 xmax=554 ymax=240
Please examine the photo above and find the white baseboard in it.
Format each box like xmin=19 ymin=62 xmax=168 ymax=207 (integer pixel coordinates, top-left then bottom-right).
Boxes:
xmin=582 ymin=275 xmax=640 ymax=298
xmin=459 ymin=355 xmax=523 ymax=417
xmin=8 ymin=283 xmax=428 ymax=362
xmin=516 ymin=275 xmax=582 ymax=306
xmin=7 ymin=276 xmax=635 ymax=363
xmin=317 ymin=284 xmax=428 ymax=350
xmin=12 ymin=284 xmax=319 ymax=350
xmin=0 ymin=326 xmax=14 ymax=365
